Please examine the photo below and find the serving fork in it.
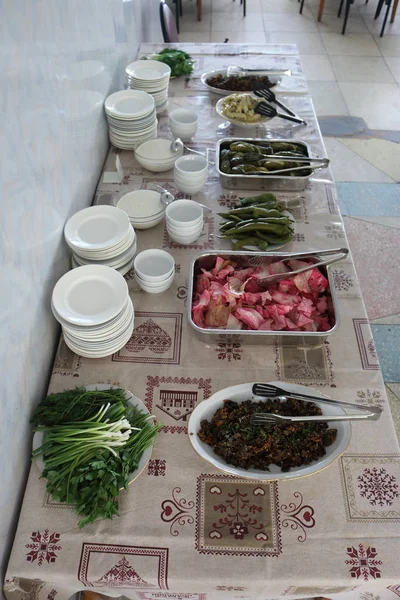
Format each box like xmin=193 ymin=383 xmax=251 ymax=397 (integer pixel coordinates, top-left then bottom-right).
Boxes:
xmin=252 ymin=383 xmax=382 ymax=420
xmin=254 ymin=88 xmax=297 ymax=118
xmin=255 ymin=102 xmax=306 ymax=126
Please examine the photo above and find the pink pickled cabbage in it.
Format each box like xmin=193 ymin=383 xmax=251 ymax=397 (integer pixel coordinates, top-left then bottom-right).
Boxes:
xmin=192 ymin=256 xmax=332 ymax=332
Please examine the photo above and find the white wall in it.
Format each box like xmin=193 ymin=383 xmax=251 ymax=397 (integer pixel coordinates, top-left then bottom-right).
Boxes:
xmin=0 ymin=0 xmax=162 ymax=583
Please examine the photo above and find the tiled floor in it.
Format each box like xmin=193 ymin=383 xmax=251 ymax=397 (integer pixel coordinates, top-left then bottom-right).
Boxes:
xmin=176 ymin=0 xmax=400 ymax=439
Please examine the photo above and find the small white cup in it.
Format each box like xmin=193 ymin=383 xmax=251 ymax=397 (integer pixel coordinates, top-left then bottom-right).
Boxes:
xmin=169 ymin=108 xmax=198 ymax=141
xmin=168 ymin=230 xmax=202 ymax=245
xmin=167 ymin=222 xmax=203 ymax=236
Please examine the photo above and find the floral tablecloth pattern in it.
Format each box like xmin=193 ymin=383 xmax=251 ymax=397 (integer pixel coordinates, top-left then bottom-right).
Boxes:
xmin=4 ymin=44 xmax=400 ymax=600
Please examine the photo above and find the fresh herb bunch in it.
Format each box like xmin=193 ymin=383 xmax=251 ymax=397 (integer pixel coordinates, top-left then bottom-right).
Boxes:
xmin=145 ymin=49 xmax=194 ymax=77
xmin=31 ymin=387 xmax=162 ymax=528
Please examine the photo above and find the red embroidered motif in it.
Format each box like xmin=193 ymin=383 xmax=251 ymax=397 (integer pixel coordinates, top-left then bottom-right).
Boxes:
xmin=358 ymin=467 xmax=399 ymax=506
xmin=345 ymin=544 xmax=382 ymax=580
xmin=148 ymin=460 xmax=166 ymax=477
xmin=216 ymin=586 xmax=246 ymax=591
xmin=214 ymin=336 xmax=242 ymax=362
xmin=145 ymin=376 xmax=212 ymax=434
xmin=217 ymin=193 xmax=239 ymax=208
xmin=25 ymin=530 xmax=62 ymax=565
xmin=95 ymin=556 xmax=154 ymax=588
xmin=280 ymin=492 xmax=315 ymax=542
xmin=126 ymin=319 xmax=172 ymax=354
xmin=161 ymin=487 xmax=195 ymax=536
xmin=47 ymin=590 xmax=58 ymax=600
xmin=211 ymin=488 xmax=266 ymax=540
xmin=387 ymin=585 xmax=400 ymax=597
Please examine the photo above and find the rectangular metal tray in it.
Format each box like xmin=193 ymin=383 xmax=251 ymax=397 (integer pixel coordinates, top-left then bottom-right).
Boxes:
xmin=217 ymin=137 xmax=313 ymax=192
xmin=187 ymin=250 xmax=340 ymax=346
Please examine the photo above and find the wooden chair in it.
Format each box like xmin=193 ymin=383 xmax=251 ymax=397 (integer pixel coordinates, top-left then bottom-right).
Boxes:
xmin=299 ymin=0 xmax=325 ymax=21
xmin=160 ymin=0 xmax=179 ymax=42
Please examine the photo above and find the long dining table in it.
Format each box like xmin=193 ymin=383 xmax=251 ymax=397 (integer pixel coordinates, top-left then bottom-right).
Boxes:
xmin=4 ymin=43 xmax=400 ymax=600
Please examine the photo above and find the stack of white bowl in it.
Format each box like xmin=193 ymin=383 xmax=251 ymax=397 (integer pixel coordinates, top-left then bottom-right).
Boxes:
xmin=166 ymin=200 xmax=204 ymax=245
xmin=134 ymin=249 xmax=175 ymax=294
xmin=174 ymin=155 xmax=208 ymax=194
xmin=135 ymin=138 xmax=183 ymax=172
xmin=125 ymin=60 xmax=171 ymax=114
xmin=104 ymin=89 xmax=157 ymax=150
xmin=169 ymin=108 xmax=198 ymax=141
xmin=65 ymin=205 xmax=136 ymax=276
xmin=51 ymin=265 xmax=134 ymax=358
xmin=117 ymin=189 xmax=166 ymax=230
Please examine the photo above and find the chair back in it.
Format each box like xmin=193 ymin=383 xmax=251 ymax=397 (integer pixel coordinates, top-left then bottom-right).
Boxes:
xmin=160 ymin=0 xmax=179 ymax=42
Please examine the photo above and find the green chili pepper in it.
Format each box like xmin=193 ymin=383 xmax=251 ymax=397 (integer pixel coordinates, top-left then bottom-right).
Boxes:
xmin=232 ymin=237 xmax=269 ymax=250
xmin=240 ymin=193 xmax=278 ymax=206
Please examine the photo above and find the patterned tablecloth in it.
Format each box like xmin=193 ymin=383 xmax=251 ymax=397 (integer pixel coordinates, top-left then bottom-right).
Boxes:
xmin=4 ymin=44 xmax=400 ymax=600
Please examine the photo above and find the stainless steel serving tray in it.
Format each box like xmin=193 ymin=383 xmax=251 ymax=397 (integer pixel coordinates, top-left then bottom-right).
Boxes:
xmin=217 ymin=137 xmax=316 ymax=192
xmin=187 ymin=250 xmax=340 ymax=346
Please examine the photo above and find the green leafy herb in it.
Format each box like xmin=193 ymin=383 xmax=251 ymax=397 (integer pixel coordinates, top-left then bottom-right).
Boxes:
xmin=144 ymin=49 xmax=194 ymax=78
xmin=31 ymin=387 xmax=162 ymax=527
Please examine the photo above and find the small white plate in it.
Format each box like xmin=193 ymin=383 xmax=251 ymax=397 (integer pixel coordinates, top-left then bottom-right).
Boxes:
xmin=65 ymin=205 xmax=131 ymax=251
xmin=52 ymin=265 xmax=128 ymax=326
xmin=105 ymin=90 xmax=155 ymax=118
xmin=188 ymin=382 xmax=351 ymax=481
xmin=32 ymin=384 xmax=153 ymax=485
xmin=126 ymin=59 xmax=171 ymax=81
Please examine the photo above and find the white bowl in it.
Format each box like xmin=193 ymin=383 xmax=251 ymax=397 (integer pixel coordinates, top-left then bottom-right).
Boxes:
xmin=173 ymin=171 xmax=207 ymax=184
xmin=135 ymin=273 xmax=174 ymax=294
xmin=135 ymin=271 xmax=174 ymax=287
xmin=174 ymin=154 xmax=208 ymax=176
xmin=135 ymin=138 xmax=181 ymax=161
xmin=167 ymin=230 xmax=202 ymax=245
xmin=188 ymin=382 xmax=351 ymax=481
xmin=134 ymin=249 xmax=175 ymax=282
xmin=169 ymin=109 xmax=198 ymax=141
xmin=165 ymin=199 xmax=203 ymax=227
xmin=135 ymin=157 xmax=178 ymax=173
xmin=173 ymin=178 xmax=206 ymax=195
xmin=167 ymin=222 xmax=204 ymax=239
xmin=117 ymin=190 xmax=164 ymax=220
xmin=170 ymin=124 xmax=197 ymax=142
xmin=129 ymin=214 xmax=165 ymax=230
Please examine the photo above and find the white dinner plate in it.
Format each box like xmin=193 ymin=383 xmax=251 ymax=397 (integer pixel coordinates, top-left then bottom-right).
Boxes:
xmin=63 ymin=300 xmax=134 ymax=341
xmin=32 ymin=384 xmax=154 ymax=485
xmin=105 ymin=90 xmax=155 ymax=118
xmin=188 ymin=382 xmax=351 ymax=481
xmin=51 ymin=296 xmax=130 ymax=331
xmin=52 ymin=264 xmax=128 ymax=326
xmin=65 ymin=205 xmax=131 ymax=251
xmin=126 ymin=59 xmax=171 ymax=81
xmin=63 ymin=323 xmax=134 ymax=357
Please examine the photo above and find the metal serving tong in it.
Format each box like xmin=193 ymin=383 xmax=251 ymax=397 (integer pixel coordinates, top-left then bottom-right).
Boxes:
xmin=227 ymin=65 xmax=292 ymax=77
xmin=240 ymin=152 xmax=330 ymax=176
xmin=228 ymin=248 xmax=348 ymax=294
xmin=255 ymin=102 xmax=306 ymax=126
xmin=252 ymin=383 xmax=382 ymax=420
xmin=251 ymin=412 xmax=379 ymax=428
xmin=254 ymin=88 xmax=297 ymax=118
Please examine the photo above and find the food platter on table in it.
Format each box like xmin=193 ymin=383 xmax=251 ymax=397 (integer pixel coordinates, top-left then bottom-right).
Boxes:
xmin=188 ymin=382 xmax=351 ymax=481
xmin=32 ymin=384 xmax=154 ymax=486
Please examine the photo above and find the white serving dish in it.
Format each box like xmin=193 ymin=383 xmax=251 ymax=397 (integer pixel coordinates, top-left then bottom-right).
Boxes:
xmin=216 ymin=94 xmax=270 ymax=127
xmin=200 ymin=69 xmax=282 ymax=96
xmin=188 ymin=382 xmax=351 ymax=481
xmin=117 ymin=190 xmax=164 ymax=220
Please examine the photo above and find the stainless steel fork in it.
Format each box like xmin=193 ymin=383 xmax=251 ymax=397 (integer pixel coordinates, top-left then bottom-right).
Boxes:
xmin=251 ymin=411 xmax=378 ymax=428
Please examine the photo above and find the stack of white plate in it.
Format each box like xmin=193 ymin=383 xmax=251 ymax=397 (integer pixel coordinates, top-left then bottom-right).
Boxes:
xmin=104 ymin=89 xmax=157 ymax=150
xmin=65 ymin=205 xmax=136 ymax=276
xmin=51 ymin=265 xmax=134 ymax=358
xmin=116 ymin=189 xmax=166 ymax=230
xmin=125 ymin=60 xmax=171 ymax=114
